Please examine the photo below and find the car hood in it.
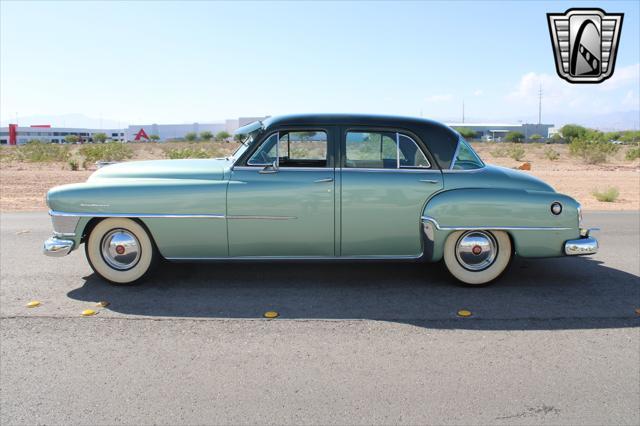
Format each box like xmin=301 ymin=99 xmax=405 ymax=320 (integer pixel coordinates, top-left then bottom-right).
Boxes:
xmin=444 ymin=164 xmax=555 ymax=192
xmin=88 ymin=158 xmax=232 ymax=182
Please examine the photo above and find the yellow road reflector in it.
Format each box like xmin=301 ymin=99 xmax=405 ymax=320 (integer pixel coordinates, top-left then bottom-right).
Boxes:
xmin=263 ymin=311 xmax=279 ymax=319
xmin=457 ymin=309 xmax=472 ymax=317
xmin=81 ymin=309 xmax=97 ymax=316
xmin=96 ymin=301 xmax=110 ymax=307
xmin=26 ymin=301 xmax=41 ymax=308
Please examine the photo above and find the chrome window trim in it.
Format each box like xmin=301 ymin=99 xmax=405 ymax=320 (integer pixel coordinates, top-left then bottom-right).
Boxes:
xmin=233 ymin=166 xmax=334 ymax=172
xmin=398 ymin=133 xmax=431 ymax=169
xmin=345 ymin=131 xmax=432 ymax=170
xmin=421 ymin=216 xmax=571 ymax=231
xmin=450 ymin=139 xmax=462 ymax=170
xmin=342 ymin=168 xmax=440 ymax=174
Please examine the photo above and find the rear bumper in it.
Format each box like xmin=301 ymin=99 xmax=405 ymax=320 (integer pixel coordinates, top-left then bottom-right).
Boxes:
xmin=564 ymin=231 xmax=598 ymax=256
xmin=43 ymin=236 xmax=74 ymax=257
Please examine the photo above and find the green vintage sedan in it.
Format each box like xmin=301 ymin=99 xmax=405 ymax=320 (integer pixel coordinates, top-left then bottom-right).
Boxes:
xmin=44 ymin=114 xmax=598 ymax=285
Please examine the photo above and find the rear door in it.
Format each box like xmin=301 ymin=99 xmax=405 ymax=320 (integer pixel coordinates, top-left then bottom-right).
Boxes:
xmin=339 ymin=128 xmax=443 ymax=257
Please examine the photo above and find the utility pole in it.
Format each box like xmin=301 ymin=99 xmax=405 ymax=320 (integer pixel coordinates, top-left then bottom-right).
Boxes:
xmin=538 ymin=84 xmax=543 ymax=125
xmin=462 ymin=99 xmax=465 ymax=123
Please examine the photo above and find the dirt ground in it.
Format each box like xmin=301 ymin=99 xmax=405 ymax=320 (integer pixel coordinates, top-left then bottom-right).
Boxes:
xmin=0 ymin=142 xmax=638 ymax=212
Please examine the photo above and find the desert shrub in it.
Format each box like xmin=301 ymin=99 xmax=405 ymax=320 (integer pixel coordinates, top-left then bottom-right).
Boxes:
xmin=149 ymin=134 xmax=160 ymax=141
xmin=15 ymin=140 xmax=70 ymax=162
xmin=560 ymin=124 xmax=588 ymax=140
xmin=165 ymin=146 xmax=211 ymax=159
xmin=529 ymin=134 xmax=543 ymax=141
xmin=92 ymin=132 xmax=107 ymax=143
xmin=508 ymin=145 xmax=526 ymax=161
xmin=592 ymin=187 xmax=619 ymax=202
xmin=200 ymin=131 xmax=213 ymax=141
xmin=490 ymin=146 xmax=509 ymax=157
xmin=79 ymin=142 xmax=133 ymax=163
xmin=505 ymin=131 xmax=525 ymax=142
xmin=215 ymin=131 xmax=231 ymax=141
xmin=68 ymin=159 xmax=79 ymax=171
xmin=543 ymin=146 xmax=560 ymax=161
xmin=625 ymin=146 xmax=640 ymax=161
xmin=619 ymin=131 xmax=640 ymax=144
xmin=184 ymin=132 xmax=198 ymax=141
xmin=569 ymin=132 xmax=619 ymax=164
xmin=64 ymin=134 xmax=80 ymax=144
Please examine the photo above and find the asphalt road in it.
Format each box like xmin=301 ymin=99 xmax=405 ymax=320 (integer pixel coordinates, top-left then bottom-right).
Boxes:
xmin=1 ymin=211 xmax=638 ymax=425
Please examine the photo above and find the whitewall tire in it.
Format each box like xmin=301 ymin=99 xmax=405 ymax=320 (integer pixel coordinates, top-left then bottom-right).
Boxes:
xmin=443 ymin=230 xmax=512 ymax=285
xmin=85 ymin=218 xmax=157 ymax=285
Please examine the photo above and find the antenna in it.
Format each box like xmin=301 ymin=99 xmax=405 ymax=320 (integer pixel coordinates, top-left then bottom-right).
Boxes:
xmin=538 ymin=84 xmax=543 ymax=125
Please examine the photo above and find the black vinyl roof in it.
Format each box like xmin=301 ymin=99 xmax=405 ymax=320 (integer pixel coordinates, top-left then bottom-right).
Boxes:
xmin=261 ymin=114 xmax=460 ymax=169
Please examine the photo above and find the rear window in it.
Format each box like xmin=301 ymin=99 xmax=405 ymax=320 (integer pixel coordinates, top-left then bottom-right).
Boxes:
xmin=452 ymin=138 xmax=484 ymax=170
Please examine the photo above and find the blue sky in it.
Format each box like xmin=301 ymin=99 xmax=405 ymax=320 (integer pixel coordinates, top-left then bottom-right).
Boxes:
xmin=1 ymin=1 xmax=638 ymax=128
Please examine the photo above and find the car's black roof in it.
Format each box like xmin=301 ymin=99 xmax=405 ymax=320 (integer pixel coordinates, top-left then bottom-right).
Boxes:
xmin=260 ymin=114 xmax=460 ymax=169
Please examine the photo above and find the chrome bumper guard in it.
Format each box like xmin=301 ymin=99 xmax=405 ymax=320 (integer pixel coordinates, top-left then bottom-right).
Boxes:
xmin=43 ymin=236 xmax=74 ymax=257
xmin=564 ymin=229 xmax=598 ymax=256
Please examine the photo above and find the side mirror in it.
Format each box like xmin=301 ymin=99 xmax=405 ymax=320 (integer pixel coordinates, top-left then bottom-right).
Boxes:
xmin=259 ymin=160 xmax=279 ymax=174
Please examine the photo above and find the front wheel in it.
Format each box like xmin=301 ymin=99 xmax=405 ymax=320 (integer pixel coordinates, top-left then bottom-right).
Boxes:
xmin=85 ymin=218 xmax=158 ymax=285
xmin=443 ymin=230 xmax=512 ymax=286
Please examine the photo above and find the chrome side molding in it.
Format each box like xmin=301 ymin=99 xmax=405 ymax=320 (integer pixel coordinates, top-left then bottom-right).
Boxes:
xmin=421 ymin=216 xmax=572 ymax=231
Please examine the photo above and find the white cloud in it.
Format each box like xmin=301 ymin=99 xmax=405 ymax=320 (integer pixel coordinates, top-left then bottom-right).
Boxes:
xmin=425 ymin=94 xmax=453 ymax=102
xmin=505 ymin=64 xmax=640 ymax=115
xmin=473 ymin=89 xmax=483 ymax=96
xmin=600 ymin=63 xmax=640 ymax=91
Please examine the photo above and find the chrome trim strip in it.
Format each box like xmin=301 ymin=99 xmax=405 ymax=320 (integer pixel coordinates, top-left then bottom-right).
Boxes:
xmin=49 ymin=210 xmax=225 ymax=219
xmin=227 ymin=215 xmax=297 ymax=220
xmin=421 ymin=216 xmax=572 ymax=231
xmin=166 ymin=254 xmax=421 ymax=261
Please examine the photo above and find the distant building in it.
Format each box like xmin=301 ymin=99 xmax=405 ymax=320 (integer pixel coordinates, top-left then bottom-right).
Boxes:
xmin=0 ymin=117 xmax=271 ymax=144
xmin=125 ymin=123 xmax=225 ymax=141
xmin=0 ymin=124 xmax=124 ymax=145
xmin=445 ymin=122 xmax=554 ymax=141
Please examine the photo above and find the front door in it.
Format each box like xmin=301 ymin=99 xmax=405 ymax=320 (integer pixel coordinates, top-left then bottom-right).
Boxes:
xmin=340 ymin=129 xmax=443 ymax=257
xmin=227 ymin=128 xmax=335 ymax=257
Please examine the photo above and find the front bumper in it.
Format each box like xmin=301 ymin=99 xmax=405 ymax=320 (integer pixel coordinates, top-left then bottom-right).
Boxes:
xmin=43 ymin=236 xmax=74 ymax=257
xmin=564 ymin=229 xmax=598 ymax=256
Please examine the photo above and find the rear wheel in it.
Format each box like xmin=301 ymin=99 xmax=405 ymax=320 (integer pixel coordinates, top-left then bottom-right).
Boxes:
xmin=85 ymin=218 xmax=157 ymax=285
xmin=443 ymin=230 xmax=511 ymax=285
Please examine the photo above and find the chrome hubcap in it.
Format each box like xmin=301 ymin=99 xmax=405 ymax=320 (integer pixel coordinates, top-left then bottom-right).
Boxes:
xmin=455 ymin=231 xmax=498 ymax=271
xmin=100 ymin=229 xmax=140 ymax=270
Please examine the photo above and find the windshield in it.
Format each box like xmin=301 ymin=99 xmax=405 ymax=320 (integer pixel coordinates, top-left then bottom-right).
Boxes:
xmin=451 ymin=137 xmax=484 ymax=170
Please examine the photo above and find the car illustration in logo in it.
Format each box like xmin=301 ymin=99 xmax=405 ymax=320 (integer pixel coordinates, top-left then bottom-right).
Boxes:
xmin=547 ymin=8 xmax=623 ymax=83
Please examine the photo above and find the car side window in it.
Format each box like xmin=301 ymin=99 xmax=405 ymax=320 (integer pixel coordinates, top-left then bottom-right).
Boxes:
xmin=247 ymin=131 xmax=328 ymax=167
xmin=345 ymin=131 xmax=430 ymax=169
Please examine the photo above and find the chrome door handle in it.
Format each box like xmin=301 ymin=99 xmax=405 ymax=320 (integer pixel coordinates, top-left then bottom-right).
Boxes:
xmin=314 ymin=177 xmax=334 ymax=183
xmin=419 ymin=179 xmax=439 ymax=184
